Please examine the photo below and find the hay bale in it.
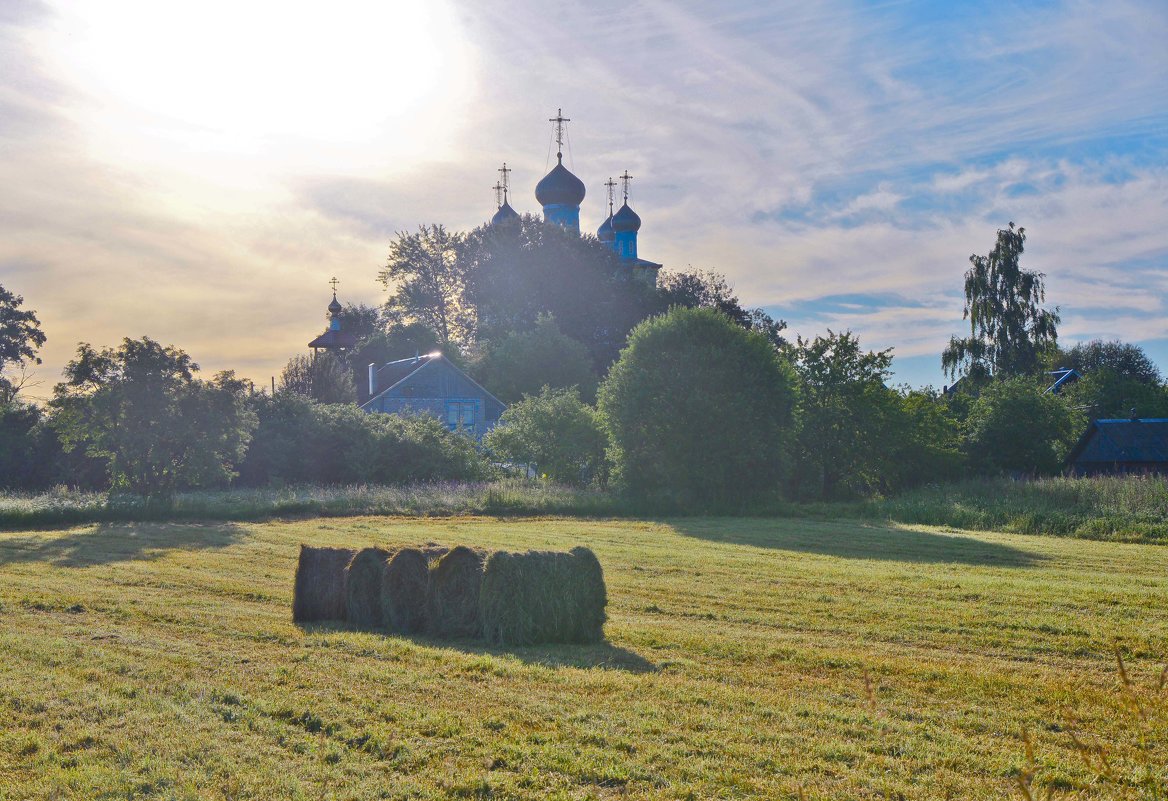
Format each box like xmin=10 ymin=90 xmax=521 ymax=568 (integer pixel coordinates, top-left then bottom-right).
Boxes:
xmin=292 ymin=545 xmax=355 ymax=623
xmin=345 ymin=547 xmax=392 ymax=629
xmin=426 ymin=545 xmax=486 ymax=638
xmin=380 ymin=547 xmax=429 ymax=634
xmin=479 ymin=546 xmax=607 ymax=646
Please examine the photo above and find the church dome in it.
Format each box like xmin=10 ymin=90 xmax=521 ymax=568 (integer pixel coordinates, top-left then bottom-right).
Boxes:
xmin=491 ymin=201 xmax=520 ymax=225
xmin=611 ymin=202 xmax=641 ymax=233
xmin=535 ymin=159 xmax=586 ymax=207
xmin=327 ymin=294 xmax=342 ymax=316
xmin=596 ymin=214 xmax=615 ymax=242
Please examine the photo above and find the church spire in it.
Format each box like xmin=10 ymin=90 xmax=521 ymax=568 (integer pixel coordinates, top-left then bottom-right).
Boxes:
xmin=490 ymin=162 xmax=519 ymax=226
xmin=534 ymin=108 xmax=585 ymax=232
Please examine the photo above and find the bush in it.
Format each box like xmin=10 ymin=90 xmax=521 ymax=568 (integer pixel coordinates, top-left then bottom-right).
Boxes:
xmin=965 ymin=377 xmax=1083 ymax=475
xmin=598 ymin=307 xmax=798 ymax=508
xmin=474 ymin=315 xmax=597 ymax=404
xmin=483 ymin=386 xmax=609 ymax=485
xmin=238 ymin=398 xmax=490 ymax=486
xmin=479 ymin=546 xmax=607 ymax=645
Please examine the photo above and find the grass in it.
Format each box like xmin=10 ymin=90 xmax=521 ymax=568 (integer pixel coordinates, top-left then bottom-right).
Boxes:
xmin=4 ymin=475 xmax=1167 ymax=545
xmin=1 ymin=515 xmax=1167 ymax=798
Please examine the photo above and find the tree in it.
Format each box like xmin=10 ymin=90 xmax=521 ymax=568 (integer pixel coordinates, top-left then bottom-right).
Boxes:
xmin=474 ymin=315 xmax=597 ymax=404
xmin=380 ymin=224 xmax=473 ymax=347
xmin=656 ymin=270 xmax=788 ymax=350
xmin=0 ymin=284 xmax=47 ymax=400
xmin=484 ymin=386 xmax=609 ymax=485
xmin=1056 ymin=340 xmax=1161 ymax=385
xmin=964 ymin=377 xmax=1082 ymax=475
xmin=280 ymin=352 xmax=357 ymax=404
xmin=49 ymin=337 xmax=256 ymax=497
xmin=790 ymin=331 xmax=906 ymax=499
xmin=942 ymin=223 xmax=1059 ymax=381
xmin=598 ymin=307 xmax=798 ymax=508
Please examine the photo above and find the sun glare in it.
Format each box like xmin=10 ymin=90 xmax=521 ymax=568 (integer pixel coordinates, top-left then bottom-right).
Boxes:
xmin=42 ymin=1 xmax=473 ymax=161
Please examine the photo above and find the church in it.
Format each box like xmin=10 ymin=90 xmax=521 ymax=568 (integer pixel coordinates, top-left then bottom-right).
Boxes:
xmin=489 ymin=109 xmax=662 ymax=283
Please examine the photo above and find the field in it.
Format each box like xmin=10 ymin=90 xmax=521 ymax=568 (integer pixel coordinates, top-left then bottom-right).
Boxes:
xmin=1 ymin=516 xmax=1166 ymax=799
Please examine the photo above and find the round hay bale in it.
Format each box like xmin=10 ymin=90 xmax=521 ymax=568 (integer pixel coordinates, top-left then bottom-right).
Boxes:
xmin=426 ymin=545 xmax=486 ymax=639
xmin=380 ymin=547 xmax=429 ymax=634
xmin=292 ymin=545 xmax=355 ymax=623
xmin=345 ymin=547 xmax=392 ymax=629
xmin=480 ymin=547 xmax=607 ymax=645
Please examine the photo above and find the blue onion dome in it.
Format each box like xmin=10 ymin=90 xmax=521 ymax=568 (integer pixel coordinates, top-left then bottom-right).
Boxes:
xmin=491 ymin=201 xmax=520 ymax=225
xmin=327 ymin=294 xmax=342 ymax=316
xmin=611 ymin=202 xmax=641 ymax=233
xmin=535 ymin=158 xmax=586 ymax=207
xmin=596 ymin=214 xmax=615 ymax=242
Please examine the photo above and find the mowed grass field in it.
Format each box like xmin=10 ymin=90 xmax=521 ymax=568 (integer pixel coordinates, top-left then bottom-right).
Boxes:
xmin=1 ymin=517 xmax=1166 ymax=800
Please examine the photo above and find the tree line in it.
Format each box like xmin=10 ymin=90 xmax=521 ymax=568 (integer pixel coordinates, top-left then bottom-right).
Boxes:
xmin=2 ymin=219 xmax=1165 ymax=505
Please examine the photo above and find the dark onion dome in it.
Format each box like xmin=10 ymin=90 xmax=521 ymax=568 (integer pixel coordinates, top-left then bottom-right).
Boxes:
xmin=611 ymin=201 xmax=641 ymax=233
xmin=596 ymin=214 xmax=615 ymax=242
xmin=535 ymin=158 xmax=586 ymax=207
xmin=491 ymin=201 xmax=520 ymax=225
xmin=327 ymin=294 xmax=343 ymax=316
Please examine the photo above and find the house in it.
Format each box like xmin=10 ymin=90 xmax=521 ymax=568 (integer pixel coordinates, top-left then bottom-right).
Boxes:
xmin=1066 ymin=417 xmax=1168 ymax=476
xmin=360 ymin=353 xmax=506 ymax=439
xmin=1044 ymin=368 xmax=1081 ymax=395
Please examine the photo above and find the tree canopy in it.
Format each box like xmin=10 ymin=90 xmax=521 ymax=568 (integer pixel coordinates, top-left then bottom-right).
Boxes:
xmin=942 ymin=223 xmax=1059 ymax=381
xmin=280 ymin=352 xmax=357 ymax=405
xmin=474 ymin=315 xmax=597 ymax=404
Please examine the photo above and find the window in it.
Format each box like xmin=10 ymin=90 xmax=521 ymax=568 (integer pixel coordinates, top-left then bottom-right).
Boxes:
xmin=446 ymin=400 xmax=476 ymax=432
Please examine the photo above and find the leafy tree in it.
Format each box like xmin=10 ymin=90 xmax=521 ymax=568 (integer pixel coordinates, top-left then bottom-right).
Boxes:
xmin=942 ymin=223 xmax=1059 ymax=381
xmin=280 ymin=352 xmax=357 ymax=404
xmin=964 ymin=377 xmax=1082 ymax=475
xmin=462 ymin=215 xmax=658 ymax=369
xmin=484 ymin=386 xmax=609 ymax=485
xmin=1055 ymin=339 xmax=1161 ymax=385
xmin=380 ymin=224 xmax=473 ymax=347
xmin=49 ymin=337 xmax=256 ymax=496
xmin=790 ymin=331 xmax=906 ymax=499
xmin=474 ymin=315 xmax=597 ymax=404
xmin=889 ymin=388 xmax=966 ymax=488
xmin=1061 ymin=370 xmax=1168 ymax=421
xmin=657 ymin=270 xmax=788 ymax=350
xmin=335 ymin=303 xmax=385 ymax=344
xmin=598 ymin=307 xmax=798 ymax=508
xmin=0 ymin=284 xmax=47 ymax=400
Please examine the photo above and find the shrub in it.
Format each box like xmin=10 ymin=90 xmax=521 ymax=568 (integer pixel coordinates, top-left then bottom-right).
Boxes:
xmin=598 ymin=306 xmax=798 ymax=508
xmin=426 ymin=545 xmax=485 ymax=638
xmin=474 ymin=315 xmax=597 ymax=404
xmin=483 ymin=386 xmax=609 ymax=485
xmin=479 ymin=546 xmax=607 ymax=645
xmin=965 ymin=377 xmax=1083 ymax=475
xmin=292 ymin=545 xmax=354 ymax=623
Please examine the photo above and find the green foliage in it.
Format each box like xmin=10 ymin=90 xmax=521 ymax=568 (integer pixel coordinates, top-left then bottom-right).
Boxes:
xmin=964 ymin=377 xmax=1083 ymax=475
xmin=1056 ymin=339 xmax=1161 ymax=384
xmin=943 ymin=223 xmax=1060 ymax=381
xmin=890 ymin=388 xmax=966 ymax=487
xmin=49 ymin=337 xmax=256 ymax=497
xmin=484 ymin=386 xmax=609 ymax=485
xmin=238 ymin=397 xmax=489 ymax=487
xmin=791 ymin=331 xmax=907 ymax=499
xmin=379 ymin=224 xmax=473 ymax=346
xmin=279 ymin=352 xmax=357 ymax=404
xmin=656 ymin=269 xmax=788 ymax=349
xmin=598 ymin=306 xmax=798 ymax=507
xmin=1061 ymin=370 xmax=1168 ymax=420
xmin=474 ymin=315 xmax=597 ymax=404
xmin=0 ymin=399 xmax=45 ymax=490
xmin=0 ymin=284 xmax=46 ymax=374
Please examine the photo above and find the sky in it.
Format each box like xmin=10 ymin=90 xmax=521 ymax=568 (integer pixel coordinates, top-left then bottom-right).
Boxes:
xmin=2 ymin=0 xmax=1166 ymax=398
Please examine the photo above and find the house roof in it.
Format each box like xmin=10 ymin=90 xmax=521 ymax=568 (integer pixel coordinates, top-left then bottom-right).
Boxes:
xmin=359 ymin=353 xmax=506 ymax=412
xmin=1067 ymin=418 xmax=1168 ymax=465
xmin=308 ymin=329 xmax=359 ymax=349
xmin=1044 ymin=368 xmax=1081 ymax=395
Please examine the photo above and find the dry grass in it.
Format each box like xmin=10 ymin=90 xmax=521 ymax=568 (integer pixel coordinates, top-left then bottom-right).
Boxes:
xmin=1 ymin=516 xmax=1167 ymax=799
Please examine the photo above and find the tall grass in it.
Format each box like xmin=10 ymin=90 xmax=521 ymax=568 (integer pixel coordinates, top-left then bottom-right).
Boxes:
xmin=860 ymin=476 xmax=1168 ymax=543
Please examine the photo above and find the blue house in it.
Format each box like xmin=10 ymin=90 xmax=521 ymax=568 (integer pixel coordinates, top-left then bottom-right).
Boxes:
xmin=360 ymin=353 xmax=506 ymax=439
xmin=1066 ymin=417 xmax=1168 ymax=476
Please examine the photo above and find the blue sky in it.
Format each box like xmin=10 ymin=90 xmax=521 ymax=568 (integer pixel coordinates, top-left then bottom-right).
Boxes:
xmin=1 ymin=0 xmax=1165 ymax=394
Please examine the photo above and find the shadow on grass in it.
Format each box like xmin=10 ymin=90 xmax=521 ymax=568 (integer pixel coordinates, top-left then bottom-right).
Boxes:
xmin=299 ymin=621 xmax=657 ymax=674
xmin=0 ymin=522 xmax=248 ymax=568
xmin=667 ymin=518 xmax=1046 ymax=567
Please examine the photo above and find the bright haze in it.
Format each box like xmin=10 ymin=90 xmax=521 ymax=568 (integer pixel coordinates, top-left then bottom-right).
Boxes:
xmin=3 ymin=0 xmax=1166 ymax=396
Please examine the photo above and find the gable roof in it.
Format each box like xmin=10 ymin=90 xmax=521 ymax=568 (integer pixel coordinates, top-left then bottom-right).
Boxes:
xmin=1067 ymin=418 xmax=1168 ymax=465
xmin=307 ymin=329 xmax=359 ymax=349
xmin=1044 ymin=368 xmax=1081 ymax=395
xmin=360 ymin=353 xmax=505 ymax=412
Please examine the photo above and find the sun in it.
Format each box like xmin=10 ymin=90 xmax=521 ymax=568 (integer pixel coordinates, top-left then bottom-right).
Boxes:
xmin=40 ymin=1 xmax=474 ymax=155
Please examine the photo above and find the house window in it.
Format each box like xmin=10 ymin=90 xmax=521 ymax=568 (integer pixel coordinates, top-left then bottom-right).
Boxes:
xmin=446 ymin=400 xmax=476 ymax=432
